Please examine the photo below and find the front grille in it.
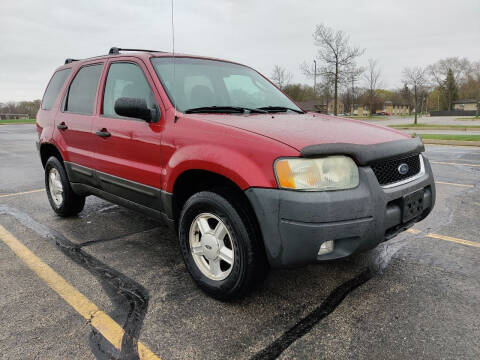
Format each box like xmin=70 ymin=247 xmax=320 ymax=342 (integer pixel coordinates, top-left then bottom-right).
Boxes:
xmin=371 ymin=153 xmax=421 ymax=186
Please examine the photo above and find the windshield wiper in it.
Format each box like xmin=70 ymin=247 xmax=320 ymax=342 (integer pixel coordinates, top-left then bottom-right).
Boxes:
xmin=184 ymin=106 xmax=267 ymax=114
xmin=257 ymin=106 xmax=304 ymax=114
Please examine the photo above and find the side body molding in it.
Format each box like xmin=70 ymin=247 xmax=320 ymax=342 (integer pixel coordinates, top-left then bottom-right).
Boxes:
xmin=64 ymin=162 xmax=174 ymax=225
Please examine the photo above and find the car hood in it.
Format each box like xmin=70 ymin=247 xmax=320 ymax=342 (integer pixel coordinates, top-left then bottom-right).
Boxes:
xmin=187 ymin=112 xmax=410 ymax=151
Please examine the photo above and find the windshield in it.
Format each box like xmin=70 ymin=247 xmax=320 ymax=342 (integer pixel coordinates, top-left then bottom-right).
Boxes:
xmin=151 ymin=57 xmax=302 ymax=113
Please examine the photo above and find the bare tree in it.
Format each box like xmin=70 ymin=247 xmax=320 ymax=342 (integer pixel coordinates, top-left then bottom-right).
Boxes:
xmin=301 ymin=24 xmax=364 ymax=115
xmin=402 ymin=66 xmax=428 ymax=124
xmin=363 ymin=59 xmax=381 ymax=116
xmin=300 ymin=61 xmax=321 ymax=93
xmin=344 ymin=64 xmax=364 ymax=114
xmin=318 ymin=73 xmax=336 ymax=113
xmin=428 ymin=57 xmax=470 ymax=85
xmin=270 ymin=65 xmax=293 ymax=90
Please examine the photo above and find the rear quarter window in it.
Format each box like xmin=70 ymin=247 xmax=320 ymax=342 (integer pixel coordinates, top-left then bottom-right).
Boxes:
xmin=64 ymin=64 xmax=103 ymax=115
xmin=41 ymin=68 xmax=71 ymax=110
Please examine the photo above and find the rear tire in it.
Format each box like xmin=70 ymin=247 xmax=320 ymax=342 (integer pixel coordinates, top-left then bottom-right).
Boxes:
xmin=45 ymin=156 xmax=85 ymax=217
xmin=178 ymin=188 xmax=267 ymax=300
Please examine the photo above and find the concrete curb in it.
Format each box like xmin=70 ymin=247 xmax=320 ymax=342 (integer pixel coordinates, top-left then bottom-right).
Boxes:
xmin=391 ymin=126 xmax=480 ymax=131
xmin=422 ymin=139 xmax=480 ymax=147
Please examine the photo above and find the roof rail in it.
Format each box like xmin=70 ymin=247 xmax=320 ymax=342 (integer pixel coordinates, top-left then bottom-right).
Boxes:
xmin=108 ymin=47 xmax=166 ymax=55
xmin=65 ymin=58 xmax=79 ymax=64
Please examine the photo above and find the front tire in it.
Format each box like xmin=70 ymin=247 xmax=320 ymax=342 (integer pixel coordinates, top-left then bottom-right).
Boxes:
xmin=178 ymin=189 xmax=267 ymax=300
xmin=45 ymin=156 xmax=85 ymax=217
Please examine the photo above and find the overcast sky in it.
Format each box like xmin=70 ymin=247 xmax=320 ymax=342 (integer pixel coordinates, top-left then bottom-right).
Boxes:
xmin=0 ymin=0 xmax=479 ymax=102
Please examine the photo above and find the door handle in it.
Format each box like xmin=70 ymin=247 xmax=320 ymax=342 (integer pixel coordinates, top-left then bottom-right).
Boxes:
xmin=57 ymin=123 xmax=68 ymax=130
xmin=96 ymin=129 xmax=111 ymax=138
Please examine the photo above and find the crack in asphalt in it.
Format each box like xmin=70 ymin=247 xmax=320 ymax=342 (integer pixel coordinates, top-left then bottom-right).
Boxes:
xmin=0 ymin=205 xmax=149 ymax=360
xmin=251 ymin=238 xmax=409 ymax=360
xmin=250 ymin=269 xmax=374 ymax=360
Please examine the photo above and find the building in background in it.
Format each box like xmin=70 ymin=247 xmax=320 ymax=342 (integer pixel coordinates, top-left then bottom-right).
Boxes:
xmin=453 ymin=99 xmax=478 ymax=111
xmin=295 ymin=100 xmax=327 ymax=113
xmin=296 ymin=100 xmax=345 ymax=115
xmin=297 ymin=100 xmax=411 ymax=117
xmin=327 ymin=101 xmax=344 ymax=115
xmin=353 ymin=105 xmax=370 ymax=116
xmin=382 ymin=101 xmax=409 ymax=115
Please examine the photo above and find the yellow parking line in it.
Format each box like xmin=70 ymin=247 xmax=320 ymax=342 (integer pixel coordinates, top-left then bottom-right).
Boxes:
xmin=0 ymin=189 xmax=44 ymax=198
xmin=406 ymin=228 xmax=421 ymax=234
xmin=426 ymin=233 xmax=480 ymax=248
xmin=430 ymin=161 xmax=480 ymax=167
xmin=435 ymin=181 xmax=474 ymax=188
xmin=408 ymin=229 xmax=479 ymax=248
xmin=0 ymin=224 xmax=161 ymax=360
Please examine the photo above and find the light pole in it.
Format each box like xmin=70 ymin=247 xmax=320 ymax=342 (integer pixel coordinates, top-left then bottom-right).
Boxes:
xmin=313 ymin=60 xmax=317 ymax=97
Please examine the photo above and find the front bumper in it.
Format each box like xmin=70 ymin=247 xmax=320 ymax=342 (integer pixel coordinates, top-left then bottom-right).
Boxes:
xmin=245 ymin=157 xmax=435 ymax=268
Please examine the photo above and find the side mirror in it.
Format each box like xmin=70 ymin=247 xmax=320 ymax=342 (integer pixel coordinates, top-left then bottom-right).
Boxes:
xmin=114 ymin=97 xmax=159 ymax=122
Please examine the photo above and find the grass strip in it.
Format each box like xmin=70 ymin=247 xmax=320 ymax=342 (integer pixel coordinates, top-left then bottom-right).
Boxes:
xmin=0 ymin=119 xmax=36 ymax=124
xmin=455 ymin=117 xmax=480 ymax=121
xmin=415 ymin=134 xmax=480 ymax=141
xmin=390 ymin=123 xmax=480 ymax=129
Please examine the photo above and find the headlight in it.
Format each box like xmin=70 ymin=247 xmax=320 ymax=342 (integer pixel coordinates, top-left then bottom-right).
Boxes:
xmin=275 ymin=156 xmax=359 ymax=191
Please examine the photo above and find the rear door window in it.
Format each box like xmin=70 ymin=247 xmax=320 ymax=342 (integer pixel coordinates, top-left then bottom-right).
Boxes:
xmin=102 ymin=62 xmax=156 ymax=119
xmin=41 ymin=68 xmax=71 ymax=110
xmin=64 ymin=64 xmax=103 ymax=115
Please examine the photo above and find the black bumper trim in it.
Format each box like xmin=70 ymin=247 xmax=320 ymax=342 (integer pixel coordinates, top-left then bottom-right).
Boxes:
xmin=280 ymin=216 xmax=373 ymax=227
xmin=245 ymin=157 xmax=435 ymax=268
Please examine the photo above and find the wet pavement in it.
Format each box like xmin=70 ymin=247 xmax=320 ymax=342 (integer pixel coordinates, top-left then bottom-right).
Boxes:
xmin=1 ymin=124 xmax=479 ymax=359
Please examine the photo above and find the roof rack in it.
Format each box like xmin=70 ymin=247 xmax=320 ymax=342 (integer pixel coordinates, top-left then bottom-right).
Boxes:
xmin=63 ymin=48 xmax=165 ymax=66
xmin=108 ymin=47 xmax=166 ymax=55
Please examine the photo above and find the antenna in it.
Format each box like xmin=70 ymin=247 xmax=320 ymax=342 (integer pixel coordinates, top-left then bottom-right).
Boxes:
xmin=171 ymin=0 xmax=178 ymax=122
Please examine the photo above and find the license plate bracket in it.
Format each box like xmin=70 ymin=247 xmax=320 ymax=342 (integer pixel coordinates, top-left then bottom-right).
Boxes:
xmin=402 ymin=189 xmax=424 ymax=223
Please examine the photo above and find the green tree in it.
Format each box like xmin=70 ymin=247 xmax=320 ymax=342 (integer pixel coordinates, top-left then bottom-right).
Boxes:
xmin=445 ymin=68 xmax=458 ymax=110
xmin=400 ymin=84 xmax=412 ymax=109
xmin=427 ymin=87 xmax=447 ymax=112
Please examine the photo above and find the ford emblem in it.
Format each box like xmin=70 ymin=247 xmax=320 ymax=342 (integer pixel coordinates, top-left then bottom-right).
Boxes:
xmin=398 ymin=163 xmax=409 ymax=175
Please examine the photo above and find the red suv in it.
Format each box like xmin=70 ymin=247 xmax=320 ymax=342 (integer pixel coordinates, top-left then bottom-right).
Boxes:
xmin=36 ymin=47 xmax=435 ymax=299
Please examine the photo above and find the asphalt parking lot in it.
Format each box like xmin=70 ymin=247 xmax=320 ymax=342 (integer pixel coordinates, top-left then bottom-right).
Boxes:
xmin=1 ymin=124 xmax=479 ymax=360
